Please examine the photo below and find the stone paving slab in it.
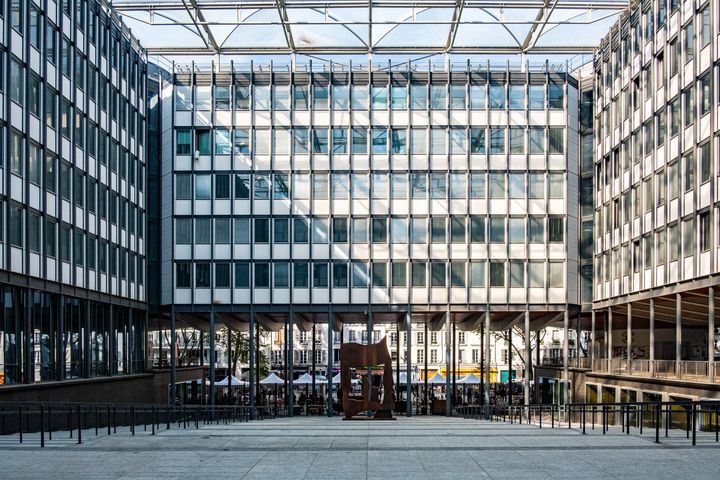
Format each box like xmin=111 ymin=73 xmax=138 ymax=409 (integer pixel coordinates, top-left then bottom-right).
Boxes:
xmin=1 ymin=415 xmax=720 ymax=479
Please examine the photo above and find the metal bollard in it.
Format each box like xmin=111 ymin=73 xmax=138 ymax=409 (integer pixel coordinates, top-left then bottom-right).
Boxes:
xmin=19 ymin=407 xmax=23 ymax=444
xmin=655 ymin=402 xmax=660 ymax=444
xmin=77 ymin=406 xmax=82 ymax=445
xmin=40 ymin=406 xmax=45 ymax=448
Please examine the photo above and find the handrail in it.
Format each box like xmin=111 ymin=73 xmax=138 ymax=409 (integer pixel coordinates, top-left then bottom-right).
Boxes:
xmin=455 ymin=400 xmax=720 ymax=447
xmin=0 ymin=401 xmax=286 ymax=448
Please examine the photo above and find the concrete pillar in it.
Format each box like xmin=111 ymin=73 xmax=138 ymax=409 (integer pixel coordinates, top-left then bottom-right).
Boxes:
xmin=676 ymin=293 xmax=682 ymax=377
xmin=607 ymin=306 xmax=613 ymax=368
xmin=227 ymin=328 xmax=232 ymax=392
xmin=406 ymin=312 xmax=412 ymax=417
xmin=563 ymin=310 xmax=569 ymax=405
xmin=590 ymin=310 xmax=596 ymax=368
xmin=249 ymin=311 xmax=255 ymax=413
xmin=524 ymin=310 xmax=530 ymax=406
xmin=507 ymin=328 xmax=512 ymax=405
xmin=709 ymin=287 xmax=715 ymax=381
xmin=312 ymin=323 xmax=316 ymax=396
xmin=327 ymin=309 xmax=333 ymax=417
xmin=288 ymin=312 xmax=294 ymax=416
xmin=627 ymin=303 xmax=632 ymax=373
xmin=209 ymin=310 xmax=216 ymax=409
xmin=170 ymin=308 xmax=177 ymax=405
xmin=484 ymin=312 xmax=491 ymax=405
xmin=445 ymin=310 xmax=452 ymax=416
xmin=649 ymin=298 xmax=655 ymax=376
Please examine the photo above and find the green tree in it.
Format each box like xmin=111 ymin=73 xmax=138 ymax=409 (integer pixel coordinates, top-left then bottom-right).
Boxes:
xmin=215 ymin=327 xmax=270 ymax=379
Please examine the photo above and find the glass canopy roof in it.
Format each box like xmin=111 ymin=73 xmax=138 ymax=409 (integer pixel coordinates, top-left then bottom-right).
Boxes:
xmin=113 ymin=0 xmax=629 ymax=58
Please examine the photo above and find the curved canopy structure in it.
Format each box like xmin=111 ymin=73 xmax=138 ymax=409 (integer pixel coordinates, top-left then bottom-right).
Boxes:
xmin=113 ymin=0 xmax=629 ymax=56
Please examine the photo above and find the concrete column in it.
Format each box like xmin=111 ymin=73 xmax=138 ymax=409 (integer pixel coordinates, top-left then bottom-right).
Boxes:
xmin=424 ymin=322 xmax=428 ymax=410
xmin=563 ymin=310 xmax=569 ymax=405
xmin=327 ymin=309 xmax=333 ymax=417
xmin=367 ymin=310 xmax=373 ymax=413
xmin=227 ymin=328 xmax=232 ymax=392
xmin=209 ymin=310 xmax=216 ymax=409
xmin=484 ymin=312 xmax=491 ymax=405
xmin=607 ymin=307 xmax=613 ymax=367
xmin=649 ymin=298 xmax=655 ymax=376
xmin=405 ymin=311 xmax=412 ymax=417
xmin=535 ymin=332 xmax=541 ymax=404
xmin=312 ymin=323 xmax=316 ymax=396
xmin=524 ymin=310 xmax=530 ymax=406
xmin=445 ymin=310 xmax=452 ymax=416
xmin=170 ymin=308 xmax=177 ymax=405
xmin=627 ymin=303 xmax=632 ymax=373
xmin=709 ymin=287 xmax=715 ymax=381
xmin=676 ymin=293 xmax=682 ymax=377
xmin=249 ymin=311 xmax=255 ymax=413
xmin=507 ymin=328 xmax=512 ymax=405
xmin=590 ymin=310 xmax=596 ymax=368
xmin=288 ymin=312 xmax=294 ymax=416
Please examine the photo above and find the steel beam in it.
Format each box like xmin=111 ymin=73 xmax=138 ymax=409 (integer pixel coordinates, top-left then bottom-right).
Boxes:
xmin=444 ymin=0 xmax=465 ymax=51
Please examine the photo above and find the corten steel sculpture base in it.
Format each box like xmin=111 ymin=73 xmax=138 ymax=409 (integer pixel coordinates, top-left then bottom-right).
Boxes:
xmin=340 ymin=337 xmax=395 ymax=420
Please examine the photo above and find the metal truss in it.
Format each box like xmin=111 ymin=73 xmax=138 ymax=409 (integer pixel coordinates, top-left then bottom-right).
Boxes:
xmin=113 ymin=0 xmax=630 ymax=56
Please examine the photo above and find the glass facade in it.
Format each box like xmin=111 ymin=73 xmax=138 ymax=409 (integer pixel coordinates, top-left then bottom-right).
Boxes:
xmin=163 ymin=68 xmax=577 ymax=307
xmin=594 ymin=0 xmax=718 ymax=299
xmin=0 ymin=0 xmax=147 ymax=385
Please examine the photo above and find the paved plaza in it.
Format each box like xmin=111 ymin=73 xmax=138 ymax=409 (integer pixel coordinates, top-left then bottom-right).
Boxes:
xmin=1 ymin=415 xmax=718 ymax=479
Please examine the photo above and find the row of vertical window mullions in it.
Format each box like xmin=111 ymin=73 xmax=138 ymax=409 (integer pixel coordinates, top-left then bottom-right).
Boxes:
xmin=596 ymin=143 xmax=712 ymax=233
xmin=598 ymin=212 xmax=712 ymax=282
xmin=5 ymin=204 xmax=144 ymax=283
xmin=175 ymin=215 xmax=566 ymax=246
xmin=19 ymin=18 xmax=145 ymax=129
xmin=15 ymin=0 xmax=145 ymax=88
xmin=595 ymin=86 xmax=712 ymax=192
xmin=8 ymin=146 xmax=146 ymax=234
xmin=175 ymin=260 xmax=566 ymax=290
xmin=599 ymin=2 xmax=712 ymax=84
xmin=596 ymin=71 xmax=712 ymax=158
xmin=0 ymin=286 xmax=145 ymax=384
xmin=176 ymin=172 xmax=566 ymax=201
xmin=175 ymin=81 xmax=566 ymax=112
xmin=177 ymin=126 xmax=566 ymax=157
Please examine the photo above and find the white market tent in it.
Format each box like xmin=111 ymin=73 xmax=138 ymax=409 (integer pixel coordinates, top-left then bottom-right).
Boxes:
xmin=294 ymin=373 xmax=327 ymax=385
xmin=426 ymin=371 xmax=447 ymax=384
xmin=210 ymin=375 xmax=248 ymax=387
xmin=457 ymin=373 xmax=483 ymax=384
xmin=259 ymin=372 xmax=285 ymax=385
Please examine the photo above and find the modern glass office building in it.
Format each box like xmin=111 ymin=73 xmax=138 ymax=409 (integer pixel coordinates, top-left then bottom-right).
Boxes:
xmin=0 ymin=0 xmax=148 ymax=386
xmin=2 ymin=0 xmax=719 ymax=409
xmin=581 ymin=0 xmax=720 ymax=403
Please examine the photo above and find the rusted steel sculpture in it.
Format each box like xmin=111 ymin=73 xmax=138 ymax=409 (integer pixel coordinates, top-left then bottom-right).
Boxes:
xmin=340 ymin=336 xmax=395 ymax=419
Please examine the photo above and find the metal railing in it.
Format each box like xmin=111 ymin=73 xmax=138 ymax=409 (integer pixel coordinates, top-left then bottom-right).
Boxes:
xmin=0 ymin=402 xmax=286 ymax=448
xmin=456 ymin=400 xmax=720 ymax=446
xmin=544 ymin=358 xmax=720 ymax=383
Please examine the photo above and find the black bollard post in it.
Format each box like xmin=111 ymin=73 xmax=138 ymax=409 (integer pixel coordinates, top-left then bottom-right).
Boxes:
xmin=40 ymin=405 xmax=45 ymax=448
xmin=77 ymin=406 xmax=82 ymax=444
